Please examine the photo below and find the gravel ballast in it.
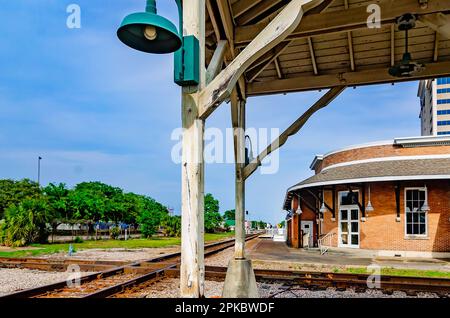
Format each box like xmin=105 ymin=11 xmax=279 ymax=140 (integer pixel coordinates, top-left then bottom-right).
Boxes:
xmin=0 ymin=268 xmax=93 ymax=297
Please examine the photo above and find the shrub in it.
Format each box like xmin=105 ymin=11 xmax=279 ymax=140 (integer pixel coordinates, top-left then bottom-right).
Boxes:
xmin=0 ymin=198 xmax=50 ymax=247
xmin=110 ymin=227 xmax=121 ymax=240
xmin=161 ymin=215 xmax=181 ymax=237
xmin=73 ymin=236 xmax=83 ymax=243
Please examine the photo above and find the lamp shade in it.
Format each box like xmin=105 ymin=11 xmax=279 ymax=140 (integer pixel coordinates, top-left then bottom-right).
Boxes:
xmin=117 ymin=12 xmax=182 ymax=54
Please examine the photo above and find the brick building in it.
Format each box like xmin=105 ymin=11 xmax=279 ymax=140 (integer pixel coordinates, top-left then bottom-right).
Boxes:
xmin=283 ymin=136 xmax=450 ymax=257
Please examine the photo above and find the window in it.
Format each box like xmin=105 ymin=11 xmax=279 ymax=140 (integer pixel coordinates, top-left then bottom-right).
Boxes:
xmin=438 ymin=120 xmax=450 ymax=126
xmin=437 ymin=99 xmax=450 ymax=105
xmin=437 ymin=77 xmax=450 ymax=85
xmin=437 ymin=88 xmax=450 ymax=94
xmin=437 ymin=109 xmax=450 ymax=115
xmin=405 ymin=188 xmax=428 ymax=236
xmin=339 ymin=191 xmax=359 ymax=206
xmin=438 ymin=131 xmax=450 ymax=135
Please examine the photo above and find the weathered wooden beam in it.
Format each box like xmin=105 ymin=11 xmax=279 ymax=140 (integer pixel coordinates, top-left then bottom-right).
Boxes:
xmin=180 ymin=0 xmax=206 ymax=298
xmin=206 ymin=0 xmax=221 ymax=41
xmin=231 ymin=96 xmax=246 ymax=259
xmin=199 ymin=0 xmax=325 ymax=120
xmin=243 ymin=86 xmax=346 ymax=180
xmin=308 ymin=37 xmax=318 ymax=75
xmin=216 ymin=0 xmax=235 ymax=48
xmin=206 ymin=40 xmax=228 ymax=85
xmin=247 ymin=61 xmax=450 ymax=96
xmin=235 ymin=0 xmax=450 ymax=46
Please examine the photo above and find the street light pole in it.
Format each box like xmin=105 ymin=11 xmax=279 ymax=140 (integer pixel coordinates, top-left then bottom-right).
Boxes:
xmin=37 ymin=156 xmax=42 ymax=186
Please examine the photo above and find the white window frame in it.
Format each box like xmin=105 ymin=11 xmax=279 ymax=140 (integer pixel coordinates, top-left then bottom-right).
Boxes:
xmin=338 ymin=190 xmax=360 ymax=248
xmin=404 ymin=187 xmax=429 ymax=238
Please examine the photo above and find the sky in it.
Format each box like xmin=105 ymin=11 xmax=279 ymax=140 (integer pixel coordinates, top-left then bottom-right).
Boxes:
xmin=0 ymin=0 xmax=422 ymax=225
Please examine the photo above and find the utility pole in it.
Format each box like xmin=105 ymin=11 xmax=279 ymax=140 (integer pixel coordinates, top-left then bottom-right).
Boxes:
xmin=180 ymin=0 xmax=206 ymax=298
xmin=37 ymin=156 xmax=42 ymax=186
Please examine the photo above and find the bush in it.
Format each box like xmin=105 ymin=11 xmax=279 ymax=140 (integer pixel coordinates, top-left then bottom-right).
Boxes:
xmin=73 ymin=236 xmax=83 ymax=243
xmin=161 ymin=215 xmax=181 ymax=237
xmin=0 ymin=198 xmax=50 ymax=247
xmin=110 ymin=227 xmax=121 ymax=240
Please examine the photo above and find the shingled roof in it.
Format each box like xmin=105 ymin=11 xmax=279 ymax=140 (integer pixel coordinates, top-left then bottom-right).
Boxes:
xmin=288 ymin=157 xmax=450 ymax=191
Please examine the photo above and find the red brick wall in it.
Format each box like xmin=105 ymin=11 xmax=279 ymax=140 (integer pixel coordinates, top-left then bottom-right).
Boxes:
xmin=319 ymin=181 xmax=450 ymax=252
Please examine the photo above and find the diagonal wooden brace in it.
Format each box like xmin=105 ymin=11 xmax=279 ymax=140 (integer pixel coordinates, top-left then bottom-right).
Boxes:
xmin=198 ymin=0 xmax=325 ymax=120
xmin=243 ymin=86 xmax=346 ymax=180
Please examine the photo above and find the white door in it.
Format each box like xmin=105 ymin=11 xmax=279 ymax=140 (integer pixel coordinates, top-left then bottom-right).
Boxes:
xmin=301 ymin=221 xmax=313 ymax=247
xmin=339 ymin=208 xmax=359 ymax=248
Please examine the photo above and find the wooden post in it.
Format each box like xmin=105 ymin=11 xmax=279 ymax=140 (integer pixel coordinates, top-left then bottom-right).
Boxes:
xmin=232 ymin=95 xmax=246 ymax=259
xmin=180 ymin=0 xmax=206 ymax=298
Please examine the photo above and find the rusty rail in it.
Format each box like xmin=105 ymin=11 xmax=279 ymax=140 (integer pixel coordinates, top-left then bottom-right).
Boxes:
xmin=1 ymin=234 xmax=260 ymax=298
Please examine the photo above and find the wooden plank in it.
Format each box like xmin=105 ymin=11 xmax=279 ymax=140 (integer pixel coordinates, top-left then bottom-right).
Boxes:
xmin=243 ymin=86 xmax=346 ymax=180
xmin=247 ymin=61 xmax=450 ymax=96
xmin=199 ymin=0 xmax=326 ymax=119
xmin=234 ymin=0 xmax=450 ymax=45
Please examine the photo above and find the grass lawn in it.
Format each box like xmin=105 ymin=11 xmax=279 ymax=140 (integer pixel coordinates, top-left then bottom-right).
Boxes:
xmin=334 ymin=266 xmax=450 ymax=279
xmin=0 ymin=232 xmax=235 ymax=258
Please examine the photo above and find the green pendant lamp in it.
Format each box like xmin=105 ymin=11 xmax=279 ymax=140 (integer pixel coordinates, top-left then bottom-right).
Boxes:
xmin=117 ymin=0 xmax=182 ymax=54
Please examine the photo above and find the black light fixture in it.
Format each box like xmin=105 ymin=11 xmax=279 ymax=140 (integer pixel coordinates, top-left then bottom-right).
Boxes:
xmin=389 ymin=14 xmax=425 ymax=78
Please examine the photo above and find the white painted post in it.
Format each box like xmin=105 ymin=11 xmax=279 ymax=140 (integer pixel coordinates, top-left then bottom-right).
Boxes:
xmin=180 ymin=0 xmax=206 ymax=298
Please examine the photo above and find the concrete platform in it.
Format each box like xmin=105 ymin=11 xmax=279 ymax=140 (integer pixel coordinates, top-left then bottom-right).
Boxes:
xmin=248 ymin=239 xmax=450 ymax=272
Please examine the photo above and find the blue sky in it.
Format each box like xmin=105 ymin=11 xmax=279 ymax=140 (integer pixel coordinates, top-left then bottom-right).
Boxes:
xmin=0 ymin=0 xmax=421 ymax=225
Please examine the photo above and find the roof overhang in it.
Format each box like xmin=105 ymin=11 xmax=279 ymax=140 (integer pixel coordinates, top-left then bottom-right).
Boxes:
xmin=206 ymin=0 xmax=450 ymax=98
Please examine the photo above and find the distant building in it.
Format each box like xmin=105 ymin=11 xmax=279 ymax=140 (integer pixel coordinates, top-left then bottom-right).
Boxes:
xmin=418 ymin=78 xmax=450 ymax=136
xmin=283 ymin=136 xmax=450 ymax=257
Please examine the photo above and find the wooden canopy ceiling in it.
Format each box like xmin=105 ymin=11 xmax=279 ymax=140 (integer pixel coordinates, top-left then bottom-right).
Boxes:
xmin=204 ymin=0 xmax=450 ymax=97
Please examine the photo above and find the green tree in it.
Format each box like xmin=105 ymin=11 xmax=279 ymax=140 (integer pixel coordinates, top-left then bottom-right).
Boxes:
xmin=223 ymin=209 xmax=235 ymax=221
xmin=204 ymin=193 xmax=222 ymax=233
xmin=0 ymin=198 xmax=51 ymax=247
xmin=137 ymin=196 xmax=168 ymax=238
xmin=0 ymin=179 xmax=41 ymax=219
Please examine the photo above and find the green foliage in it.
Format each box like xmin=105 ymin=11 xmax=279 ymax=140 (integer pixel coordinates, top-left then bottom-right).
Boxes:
xmin=204 ymin=193 xmax=222 ymax=233
xmin=161 ymin=215 xmax=181 ymax=237
xmin=138 ymin=197 xmax=168 ymax=238
xmin=0 ymin=179 xmax=41 ymax=219
xmin=73 ymin=236 xmax=84 ymax=243
xmin=0 ymin=198 xmax=50 ymax=247
xmin=223 ymin=209 xmax=235 ymax=221
xmin=0 ymin=179 xmax=173 ymax=245
xmin=110 ymin=227 xmax=121 ymax=240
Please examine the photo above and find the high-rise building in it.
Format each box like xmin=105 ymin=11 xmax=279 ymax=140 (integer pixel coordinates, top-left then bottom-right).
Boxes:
xmin=418 ymin=78 xmax=450 ymax=136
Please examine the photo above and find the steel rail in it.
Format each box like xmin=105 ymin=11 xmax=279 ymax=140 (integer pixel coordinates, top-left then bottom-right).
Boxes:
xmin=1 ymin=234 xmax=260 ymax=298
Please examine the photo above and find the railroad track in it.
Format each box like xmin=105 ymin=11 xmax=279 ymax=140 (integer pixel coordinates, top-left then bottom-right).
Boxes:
xmin=163 ymin=266 xmax=450 ymax=298
xmin=1 ymin=234 xmax=260 ymax=298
